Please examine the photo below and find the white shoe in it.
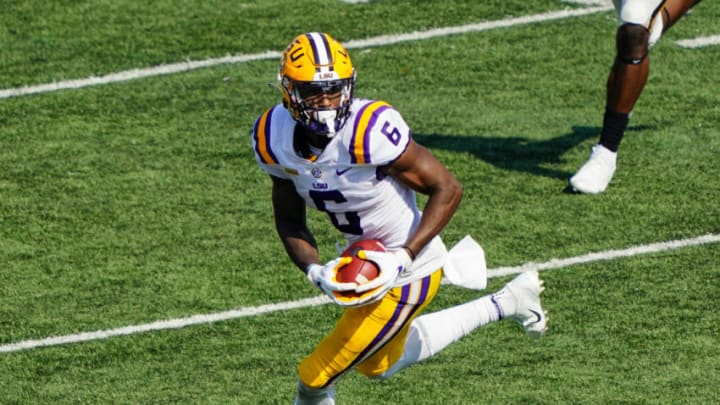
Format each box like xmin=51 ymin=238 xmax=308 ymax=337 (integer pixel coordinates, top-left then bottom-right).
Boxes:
xmin=498 ymin=271 xmax=547 ymax=337
xmin=569 ymin=144 xmax=617 ymax=194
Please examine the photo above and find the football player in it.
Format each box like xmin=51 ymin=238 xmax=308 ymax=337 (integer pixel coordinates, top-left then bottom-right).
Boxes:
xmin=569 ymin=0 xmax=703 ymax=194
xmin=252 ymin=32 xmax=548 ymax=404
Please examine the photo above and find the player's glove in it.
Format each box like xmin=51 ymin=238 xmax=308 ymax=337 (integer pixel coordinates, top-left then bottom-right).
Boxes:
xmin=306 ymin=258 xmax=358 ymax=305
xmin=349 ymin=249 xmax=413 ymax=305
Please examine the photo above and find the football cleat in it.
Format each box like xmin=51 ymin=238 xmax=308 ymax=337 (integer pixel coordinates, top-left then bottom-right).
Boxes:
xmin=499 ymin=270 xmax=547 ymax=337
xmin=278 ymin=32 xmax=355 ymax=138
xmin=568 ymin=144 xmax=617 ymax=194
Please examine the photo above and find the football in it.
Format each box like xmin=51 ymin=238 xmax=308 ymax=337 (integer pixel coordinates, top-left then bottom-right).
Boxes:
xmin=335 ymin=239 xmax=385 ymax=293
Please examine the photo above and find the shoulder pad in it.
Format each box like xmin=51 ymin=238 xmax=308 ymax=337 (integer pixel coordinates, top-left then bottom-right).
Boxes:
xmin=347 ymin=101 xmax=410 ymax=165
xmin=252 ymin=105 xmax=280 ymax=165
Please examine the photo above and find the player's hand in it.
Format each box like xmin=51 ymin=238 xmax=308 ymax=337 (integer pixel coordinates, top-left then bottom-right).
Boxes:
xmin=350 ymin=249 xmax=413 ymax=304
xmin=306 ymin=258 xmax=358 ymax=302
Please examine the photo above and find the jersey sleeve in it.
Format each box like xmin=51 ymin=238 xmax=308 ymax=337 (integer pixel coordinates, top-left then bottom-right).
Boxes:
xmin=346 ymin=101 xmax=411 ymax=166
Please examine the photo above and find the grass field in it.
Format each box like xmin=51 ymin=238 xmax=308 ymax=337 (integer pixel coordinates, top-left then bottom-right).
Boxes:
xmin=1 ymin=0 xmax=719 ymax=403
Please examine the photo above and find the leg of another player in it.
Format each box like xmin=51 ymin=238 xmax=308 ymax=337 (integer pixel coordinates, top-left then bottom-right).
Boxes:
xmin=605 ymin=0 xmax=700 ymax=133
xmin=603 ymin=22 xmax=650 ymax=149
xmin=567 ymin=23 xmax=647 ymax=194
xmin=569 ymin=0 xmax=701 ymax=194
xmin=663 ymin=0 xmax=701 ymax=31
xmin=603 ymin=0 xmax=700 ymax=148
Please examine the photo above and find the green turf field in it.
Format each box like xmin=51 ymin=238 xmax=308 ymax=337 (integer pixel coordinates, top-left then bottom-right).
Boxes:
xmin=1 ymin=0 xmax=718 ymax=403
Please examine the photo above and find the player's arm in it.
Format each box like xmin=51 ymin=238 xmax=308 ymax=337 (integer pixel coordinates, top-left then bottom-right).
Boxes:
xmin=270 ymin=174 xmax=320 ymax=272
xmin=271 ymin=174 xmax=359 ymax=303
xmin=383 ymin=139 xmax=463 ymax=256
xmin=354 ymin=139 xmax=461 ymax=299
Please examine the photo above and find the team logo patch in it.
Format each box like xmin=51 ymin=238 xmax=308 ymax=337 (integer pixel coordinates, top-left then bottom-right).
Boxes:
xmin=311 ymin=168 xmax=323 ymax=178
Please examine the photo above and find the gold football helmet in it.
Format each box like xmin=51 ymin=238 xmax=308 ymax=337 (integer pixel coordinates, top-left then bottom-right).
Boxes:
xmin=278 ymin=32 xmax=355 ymax=137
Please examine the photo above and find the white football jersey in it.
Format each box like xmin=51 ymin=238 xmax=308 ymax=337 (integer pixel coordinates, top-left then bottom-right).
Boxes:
xmin=252 ymin=98 xmax=447 ymax=284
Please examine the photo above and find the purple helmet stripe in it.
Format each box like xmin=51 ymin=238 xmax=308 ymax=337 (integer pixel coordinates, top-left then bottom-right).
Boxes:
xmin=306 ymin=32 xmax=332 ymax=69
xmin=318 ymin=33 xmax=334 ymax=71
xmin=305 ymin=33 xmax=321 ymax=68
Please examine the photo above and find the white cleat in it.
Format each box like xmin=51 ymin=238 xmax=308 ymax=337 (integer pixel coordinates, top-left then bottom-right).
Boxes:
xmin=568 ymin=144 xmax=617 ymax=194
xmin=502 ymin=270 xmax=547 ymax=337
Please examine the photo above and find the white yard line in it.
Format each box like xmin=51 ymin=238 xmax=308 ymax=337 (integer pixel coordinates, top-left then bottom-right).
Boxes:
xmin=0 ymin=5 xmax=612 ymax=100
xmin=0 ymin=51 xmax=281 ymax=100
xmin=562 ymin=0 xmax=612 ymax=6
xmin=676 ymin=34 xmax=720 ymax=48
xmin=1 ymin=233 xmax=718 ymax=354
xmin=488 ymin=233 xmax=720 ymax=277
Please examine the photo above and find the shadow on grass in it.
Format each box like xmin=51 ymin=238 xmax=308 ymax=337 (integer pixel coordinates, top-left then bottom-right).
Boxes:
xmin=414 ymin=125 xmax=650 ymax=180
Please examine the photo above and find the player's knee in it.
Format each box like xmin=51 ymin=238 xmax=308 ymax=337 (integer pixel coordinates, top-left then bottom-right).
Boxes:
xmin=365 ymin=357 xmax=406 ymax=380
xmin=616 ymin=23 xmax=650 ymax=64
xmin=355 ymin=358 xmax=390 ymax=380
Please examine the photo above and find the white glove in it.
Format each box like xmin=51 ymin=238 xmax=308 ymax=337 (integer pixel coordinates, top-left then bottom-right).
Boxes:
xmin=306 ymin=258 xmax=358 ymax=305
xmin=348 ymin=249 xmax=413 ymax=305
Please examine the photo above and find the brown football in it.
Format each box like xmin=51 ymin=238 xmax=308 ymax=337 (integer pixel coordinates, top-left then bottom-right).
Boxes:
xmin=334 ymin=239 xmax=385 ymax=297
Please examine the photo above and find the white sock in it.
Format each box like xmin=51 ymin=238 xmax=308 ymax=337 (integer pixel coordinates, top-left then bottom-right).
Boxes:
xmin=378 ymin=293 xmax=510 ymax=378
xmin=489 ymin=285 xmax=517 ymax=318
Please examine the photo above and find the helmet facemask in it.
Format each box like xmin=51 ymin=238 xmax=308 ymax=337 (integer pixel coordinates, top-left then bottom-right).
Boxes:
xmin=282 ymin=76 xmax=355 ymax=138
